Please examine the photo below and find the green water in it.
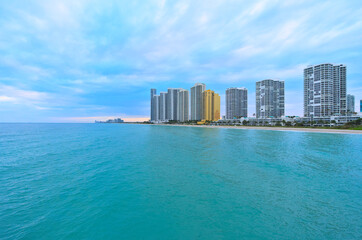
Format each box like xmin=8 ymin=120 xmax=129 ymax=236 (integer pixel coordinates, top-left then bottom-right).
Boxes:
xmin=0 ymin=123 xmax=361 ymax=239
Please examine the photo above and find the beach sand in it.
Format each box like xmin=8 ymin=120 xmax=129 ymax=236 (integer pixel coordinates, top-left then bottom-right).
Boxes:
xmin=152 ymin=124 xmax=362 ymax=135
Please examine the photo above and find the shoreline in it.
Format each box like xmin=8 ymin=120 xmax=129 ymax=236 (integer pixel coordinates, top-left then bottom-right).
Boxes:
xmin=151 ymin=124 xmax=362 ymax=135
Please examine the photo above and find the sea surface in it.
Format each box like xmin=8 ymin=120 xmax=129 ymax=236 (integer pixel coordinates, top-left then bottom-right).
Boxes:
xmin=0 ymin=123 xmax=361 ymax=240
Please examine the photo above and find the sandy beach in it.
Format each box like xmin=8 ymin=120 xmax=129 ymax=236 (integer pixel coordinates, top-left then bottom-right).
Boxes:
xmin=152 ymin=124 xmax=362 ymax=135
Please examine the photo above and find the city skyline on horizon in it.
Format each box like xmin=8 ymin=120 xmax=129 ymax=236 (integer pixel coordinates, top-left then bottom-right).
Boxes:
xmin=1 ymin=0 xmax=362 ymax=123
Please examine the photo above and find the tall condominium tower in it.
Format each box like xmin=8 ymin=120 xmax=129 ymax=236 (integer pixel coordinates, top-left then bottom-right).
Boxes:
xmin=159 ymin=92 xmax=167 ymax=121
xmin=203 ymin=90 xmax=220 ymax=121
xmin=226 ymin=87 xmax=248 ymax=119
xmin=152 ymin=95 xmax=160 ymax=121
xmin=166 ymin=88 xmax=180 ymax=121
xmin=150 ymin=89 xmax=157 ymax=121
xmin=256 ymin=79 xmax=285 ymax=118
xmin=347 ymin=94 xmax=355 ymax=113
xmin=178 ymin=89 xmax=189 ymax=122
xmin=360 ymin=100 xmax=362 ymax=112
xmin=190 ymin=83 xmax=206 ymax=121
xmin=304 ymin=64 xmax=347 ymax=117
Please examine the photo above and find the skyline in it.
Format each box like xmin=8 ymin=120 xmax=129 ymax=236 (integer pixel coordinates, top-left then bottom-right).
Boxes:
xmin=1 ymin=0 xmax=362 ymax=122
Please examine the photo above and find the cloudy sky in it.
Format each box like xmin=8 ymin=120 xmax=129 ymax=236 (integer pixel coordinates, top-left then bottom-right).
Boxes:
xmin=0 ymin=0 xmax=361 ymax=122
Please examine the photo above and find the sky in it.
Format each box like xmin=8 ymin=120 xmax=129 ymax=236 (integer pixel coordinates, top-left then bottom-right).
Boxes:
xmin=0 ymin=0 xmax=361 ymax=123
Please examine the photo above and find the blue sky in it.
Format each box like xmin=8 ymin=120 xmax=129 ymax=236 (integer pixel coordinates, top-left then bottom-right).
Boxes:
xmin=0 ymin=0 xmax=361 ymax=122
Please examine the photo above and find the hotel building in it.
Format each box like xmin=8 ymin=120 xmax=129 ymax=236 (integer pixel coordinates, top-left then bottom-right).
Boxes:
xmin=203 ymin=90 xmax=220 ymax=121
xmin=226 ymin=87 xmax=248 ymax=119
xmin=256 ymin=79 xmax=285 ymax=118
xmin=304 ymin=64 xmax=347 ymax=117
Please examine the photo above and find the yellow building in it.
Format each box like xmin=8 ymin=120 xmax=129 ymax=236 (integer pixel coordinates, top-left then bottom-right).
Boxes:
xmin=203 ymin=90 xmax=220 ymax=121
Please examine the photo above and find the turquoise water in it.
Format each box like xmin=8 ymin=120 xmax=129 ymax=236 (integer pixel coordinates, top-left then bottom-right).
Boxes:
xmin=0 ymin=123 xmax=361 ymax=240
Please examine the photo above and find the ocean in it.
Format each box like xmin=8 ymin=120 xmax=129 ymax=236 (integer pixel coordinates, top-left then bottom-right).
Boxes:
xmin=0 ymin=123 xmax=361 ymax=239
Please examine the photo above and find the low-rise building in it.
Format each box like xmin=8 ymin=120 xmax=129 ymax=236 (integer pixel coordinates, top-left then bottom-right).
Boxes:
xmin=216 ymin=115 xmax=360 ymax=127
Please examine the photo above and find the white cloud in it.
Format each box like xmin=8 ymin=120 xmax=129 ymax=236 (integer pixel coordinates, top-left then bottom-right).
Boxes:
xmin=233 ymin=45 xmax=264 ymax=58
xmin=0 ymin=85 xmax=50 ymax=103
xmin=0 ymin=96 xmax=17 ymax=102
xmin=219 ymin=64 xmax=307 ymax=83
xmin=0 ymin=0 xmax=361 ymax=121
xmin=0 ymin=84 xmax=81 ymax=110
xmin=249 ymin=0 xmax=269 ymax=16
xmin=0 ymin=59 xmax=51 ymax=80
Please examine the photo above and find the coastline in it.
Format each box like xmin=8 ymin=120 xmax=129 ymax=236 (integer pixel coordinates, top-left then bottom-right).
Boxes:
xmin=151 ymin=124 xmax=362 ymax=135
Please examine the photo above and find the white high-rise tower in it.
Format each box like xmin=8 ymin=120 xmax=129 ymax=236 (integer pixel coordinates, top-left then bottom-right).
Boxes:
xmin=166 ymin=88 xmax=180 ymax=121
xmin=304 ymin=64 xmax=347 ymax=117
xmin=256 ymin=79 xmax=285 ymax=118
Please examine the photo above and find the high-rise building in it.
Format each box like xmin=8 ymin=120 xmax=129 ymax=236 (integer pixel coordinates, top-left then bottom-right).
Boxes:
xmin=203 ymin=90 xmax=220 ymax=121
xmin=150 ymin=89 xmax=156 ymax=121
xmin=360 ymin=100 xmax=362 ymax=112
xmin=159 ymin=92 xmax=167 ymax=121
xmin=256 ymin=79 xmax=285 ymax=118
xmin=226 ymin=87 xmax=248 ymax=119
xmin=191 ymin=83 xmax=206 ymax=121
xmin=347 ymin=94 xmax=355 ymax=113
xmin=150 ymin=88 xmax=189 ymax=122
xmin=304 ymin=64 xmax=347 ymax=117
xmin=178 ymin=89 xmax=189 ymax=122
xmin=166 ymin=88 xmax=180 ymax=121
xmin=152 ymin=95 xmax=160 ymax=121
